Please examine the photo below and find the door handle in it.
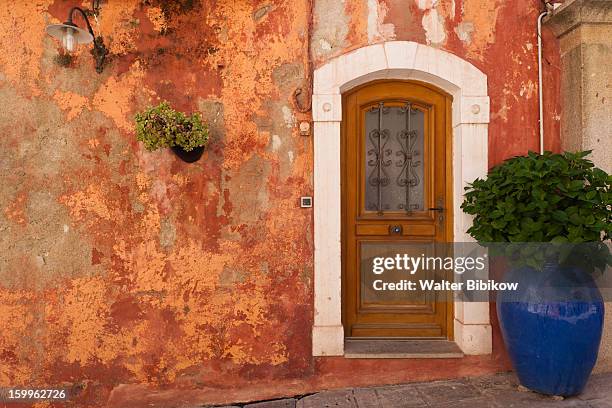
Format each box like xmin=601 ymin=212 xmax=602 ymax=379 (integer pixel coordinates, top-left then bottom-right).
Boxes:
xmin=429 ymin=198 xmax=445 ymax=230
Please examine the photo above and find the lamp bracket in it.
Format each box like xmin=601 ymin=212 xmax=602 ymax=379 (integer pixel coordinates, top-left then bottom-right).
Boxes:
xmin=64 ymin=4 xmax=108 ymax=73
xmin=91 ymin=36 xmax=109 ymax=74
xmin=92 ymin=0 xmax=102 ymax=17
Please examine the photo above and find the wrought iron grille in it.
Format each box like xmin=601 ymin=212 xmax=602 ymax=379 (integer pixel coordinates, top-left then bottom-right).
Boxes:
xmin=365 ymin=102 xmax=424 ymax=214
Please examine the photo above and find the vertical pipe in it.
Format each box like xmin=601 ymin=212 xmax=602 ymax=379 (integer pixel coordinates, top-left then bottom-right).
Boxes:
xmin=537 ymin=10 xmax=550 ymax=155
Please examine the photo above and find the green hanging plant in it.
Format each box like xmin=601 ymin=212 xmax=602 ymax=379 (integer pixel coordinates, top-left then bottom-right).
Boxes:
xmin=135 ymin=101 xmax=209 ymax=152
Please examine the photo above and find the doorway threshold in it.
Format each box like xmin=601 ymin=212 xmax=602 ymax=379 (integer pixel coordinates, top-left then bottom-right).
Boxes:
xmin=344 ymin=339 xmax=463 ymax=359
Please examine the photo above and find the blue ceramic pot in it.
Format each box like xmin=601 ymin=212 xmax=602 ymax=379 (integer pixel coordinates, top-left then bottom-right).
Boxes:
xmin=497 ymin=262 xmax=604 ymax=396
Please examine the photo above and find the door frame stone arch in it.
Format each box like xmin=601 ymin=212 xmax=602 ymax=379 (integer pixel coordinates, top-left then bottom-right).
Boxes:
xmin=312 ymin=41 xmax=491 ymax=356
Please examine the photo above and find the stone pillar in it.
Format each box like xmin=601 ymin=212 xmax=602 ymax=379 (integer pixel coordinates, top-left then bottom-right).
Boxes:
xmin=545 ymin=0 xmax=612 ymax=373
xmin=544 ymin=0 xmax=612 ymax=172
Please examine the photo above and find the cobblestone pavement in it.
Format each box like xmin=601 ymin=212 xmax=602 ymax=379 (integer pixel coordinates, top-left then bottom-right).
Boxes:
xmin=211 ymin=372 xmax=612 ymax=408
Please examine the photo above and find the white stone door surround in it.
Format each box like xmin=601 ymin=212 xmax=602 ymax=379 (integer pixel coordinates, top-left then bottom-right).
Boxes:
xmin=312 ymin=41 xmax=492 ymax=356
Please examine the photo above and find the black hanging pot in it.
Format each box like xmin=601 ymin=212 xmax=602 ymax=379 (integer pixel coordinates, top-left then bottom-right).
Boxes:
xmin=171 ymin=145 xmax=205 ymax=163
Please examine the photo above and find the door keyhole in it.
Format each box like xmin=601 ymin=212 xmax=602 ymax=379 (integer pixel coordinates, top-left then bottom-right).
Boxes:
xmin=390 ymin=225 xmax=403 ymax=235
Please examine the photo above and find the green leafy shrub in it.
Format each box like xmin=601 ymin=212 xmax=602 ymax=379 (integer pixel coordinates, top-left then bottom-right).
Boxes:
xmin=135 ymin=101 xmax=209 ymax=152
xmin=462 ymin=151 xmax=611 ymax=271
xmin=462 ymin=151 xmax=611 ymax=243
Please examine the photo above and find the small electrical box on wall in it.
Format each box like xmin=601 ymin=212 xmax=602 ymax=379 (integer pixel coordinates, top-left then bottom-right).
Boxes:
xmin=300 ymin=197 xmax=313 ymax=208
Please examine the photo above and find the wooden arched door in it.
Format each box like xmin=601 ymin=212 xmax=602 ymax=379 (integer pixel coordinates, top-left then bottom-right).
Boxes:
xmin=341 ymin=80 xmax=453 ymax=339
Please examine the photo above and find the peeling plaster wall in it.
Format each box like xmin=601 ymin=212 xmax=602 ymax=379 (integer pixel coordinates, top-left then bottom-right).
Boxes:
xmin=313 ymin=0 xmax=562 ymax=165
xmin=1 ymin=0 xmax=313 ymax=404
xmin=0 ymin=0 xmax=561 ymax=406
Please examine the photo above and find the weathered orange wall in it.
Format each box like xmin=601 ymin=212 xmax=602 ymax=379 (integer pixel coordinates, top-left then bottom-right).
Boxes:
xmin=313 ymin=0 xmax=561 ymax=164
xmin=0 ymin=0 xmax=559 ymax=406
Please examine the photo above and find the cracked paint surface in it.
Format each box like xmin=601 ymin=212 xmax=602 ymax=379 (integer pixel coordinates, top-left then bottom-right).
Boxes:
xmin=1 ymin=0 xmax=312 ymax=405
xmin=0 ymin=0 xmax=560 ymax=406
xmin=313 ymin=0 xmax=561 ymax=164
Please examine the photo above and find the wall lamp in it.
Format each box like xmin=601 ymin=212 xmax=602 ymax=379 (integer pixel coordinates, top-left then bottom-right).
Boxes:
xmin=46 ymin=1 xmax=109 ymax=73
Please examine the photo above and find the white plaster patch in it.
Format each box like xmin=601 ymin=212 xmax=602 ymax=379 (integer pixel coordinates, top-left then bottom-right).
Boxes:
xmin=35 ymin=254 xmax=46 ymax=267
xmin=367 ymin=0 xmax=379 ymax=41
xmin=288 ymin=150 xmax=294 ymax=163
xmin=416 ymin=0 xmax=437 ymax=10
xmin=525 ymin=42 xmax=534 ymax=51
xmin=422 ymin=8 xmax=446 ymax=45
xmin=455 ymin=21 xmax=474 ymax=44
xmin=271 ymin=134 xmax=282 ymax=151
xmin=519 ymin=80 xmax=536 ymax=99
xmin=367 ymin=0 xmax=396 ymax=42
xmin=282 ymin=106 xmax=296 ymax=129
xmin=319 ymin=38 xmax=332 ymax=51
xmin=63 ymin=224 xmax=69 ymax=233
